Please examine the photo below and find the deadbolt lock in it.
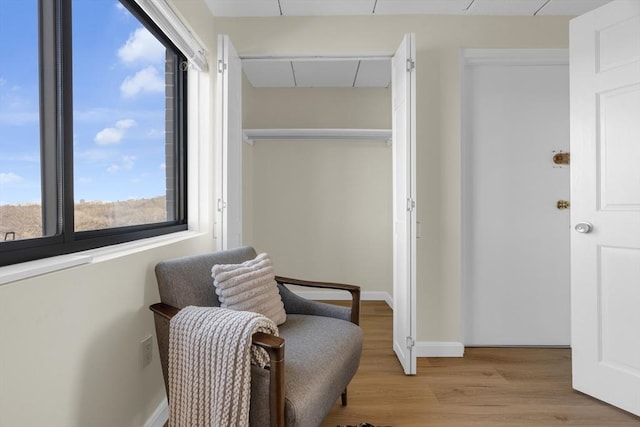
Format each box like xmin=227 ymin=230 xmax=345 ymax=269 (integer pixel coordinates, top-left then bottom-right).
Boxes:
xmin=553 ymin=152 xmax=570 ymax=165
xmin=557 ymin=200 xmax=570 ymax=210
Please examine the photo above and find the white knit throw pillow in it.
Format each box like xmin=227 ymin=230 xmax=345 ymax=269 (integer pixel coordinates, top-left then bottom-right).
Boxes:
xmin=211 ymin=253 xmax=287 ymax=325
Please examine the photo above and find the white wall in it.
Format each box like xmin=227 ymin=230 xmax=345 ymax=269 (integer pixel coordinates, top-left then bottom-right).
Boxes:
xmin=212 ymin=14 xmax=571 ymax=342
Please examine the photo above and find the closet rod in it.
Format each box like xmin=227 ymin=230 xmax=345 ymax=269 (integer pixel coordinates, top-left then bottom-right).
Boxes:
xmin=243 ymin=128 xmax=392 ymax=145
xmin=240 ymin=54 xmax=393 ymax=62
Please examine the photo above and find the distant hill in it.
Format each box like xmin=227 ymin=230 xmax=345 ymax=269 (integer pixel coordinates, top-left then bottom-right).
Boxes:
xmin=0 ymin=196 xmax=168 ymax=241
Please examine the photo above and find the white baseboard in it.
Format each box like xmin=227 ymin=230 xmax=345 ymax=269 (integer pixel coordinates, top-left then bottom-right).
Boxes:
xmin=144 ymin=397 xmax=168 ymax=427
xmin=414 ymin=341 xmax=465 ymax=357
xmin=293 ymin=290 xmax=393 ymax=308
xmin=295 ymin=291 xmax=463 ymax=357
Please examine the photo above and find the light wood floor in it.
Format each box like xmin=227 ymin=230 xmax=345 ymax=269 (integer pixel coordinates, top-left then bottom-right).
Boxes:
xmin=321 ymin=301 xmax=640 ymax=427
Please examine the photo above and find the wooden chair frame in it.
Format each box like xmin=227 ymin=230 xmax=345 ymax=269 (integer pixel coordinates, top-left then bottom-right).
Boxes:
xmin=150 ymin=276 xmax=360 ymax=427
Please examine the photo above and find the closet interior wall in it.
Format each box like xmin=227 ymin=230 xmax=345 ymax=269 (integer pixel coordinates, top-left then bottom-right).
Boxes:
xmin=241 ymin=73 xmax=394 ymax=295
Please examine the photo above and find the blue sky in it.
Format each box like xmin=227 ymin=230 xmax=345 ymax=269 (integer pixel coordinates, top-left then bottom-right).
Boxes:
xmin=0 ymin=0 xmax=168 ymax=205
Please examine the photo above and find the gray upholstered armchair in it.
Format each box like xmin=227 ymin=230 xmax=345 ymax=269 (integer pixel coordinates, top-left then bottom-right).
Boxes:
xmin=149 ymin=246 xmax=363 ymax=427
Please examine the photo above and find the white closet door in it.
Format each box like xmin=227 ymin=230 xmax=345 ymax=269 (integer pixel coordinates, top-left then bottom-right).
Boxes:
xmin=216 ymin=35 xmax=243 ymax=250
xmin=392 ymin=33 xmax=417 ymax=375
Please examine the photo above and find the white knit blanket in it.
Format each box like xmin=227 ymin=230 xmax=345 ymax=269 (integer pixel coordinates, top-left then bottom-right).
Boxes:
xmin=168 ymin=306 xmax=279 ymax=427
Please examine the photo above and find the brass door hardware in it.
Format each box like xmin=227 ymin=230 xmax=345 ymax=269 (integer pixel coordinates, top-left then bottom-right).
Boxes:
xmin=553 ymin=152 xmax=570 ymax=165
xmin=557 ymin=200 xmax=570 ymax=210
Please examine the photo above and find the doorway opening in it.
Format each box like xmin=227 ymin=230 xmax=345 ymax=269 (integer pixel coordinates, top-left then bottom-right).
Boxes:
xmin=217 ymin=34 xmax=418 ymax=374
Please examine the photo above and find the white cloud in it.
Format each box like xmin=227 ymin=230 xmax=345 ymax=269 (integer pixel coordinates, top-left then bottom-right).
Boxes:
xmin=0 ymin=81 xmax=39 ymax=125
xmin=122 ymin=155 xmax=136 ymax=170
xmin=160 ymin=163 xmax=166 ymax=170
xmin=94 ymin=127 xmax=124 ymax=144
xmin=115 ymin=2 xmax=127 ymax=13
xmin=0 ymin=172 xmax=24 ymax=185
xmin=107 ymin=155 xmax=136 ymax=174
xmin=94 ymin=119 xmax=137 ymax=145
xmin=146 ymin=128 xmax=164 ymax=139
xmin=120 ymin=66 xmax=164 ymax=98
xmin=116 ymin=119 xmax=136 ymax=129
xmin=76 ymin=148 xmax=111 ymax=161
xmin=117 ymin=27 xmax=164 ymax=65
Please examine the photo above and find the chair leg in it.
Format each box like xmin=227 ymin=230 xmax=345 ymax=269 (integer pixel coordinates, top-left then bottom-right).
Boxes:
xmin=341 ymin=388 xmax=348 ymax=406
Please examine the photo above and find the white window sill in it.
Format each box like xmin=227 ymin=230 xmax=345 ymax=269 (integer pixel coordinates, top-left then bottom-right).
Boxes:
xmin=0 ymin=254 xmax=94 ymax=286
xmin=0 ymin=230 xmax=206 ymax=286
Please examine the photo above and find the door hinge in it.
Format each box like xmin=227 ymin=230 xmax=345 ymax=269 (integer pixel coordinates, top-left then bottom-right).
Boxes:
xmin=406 ymin=59 xmax=415 ymax=72
xmin=406 ymin=336 xmax=415 ymax=350
xmin=407 ymin=198 xmax=416 ymax=212
xmin=217 ymin=59 xmax=227 ymax=74
xmin=217 ymin=198 xmax=227 ymax=212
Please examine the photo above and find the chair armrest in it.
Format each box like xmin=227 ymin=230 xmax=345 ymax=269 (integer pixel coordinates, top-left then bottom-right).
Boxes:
xmin=148 ymin=303 xmax=286 ymax=427
xmin=253 ymin=333 xmax=285 ymax=427
xmin=275 ymin=276 xmax=361 ymax=325
xmin=150 ymin=302 xmax=180 ymax=320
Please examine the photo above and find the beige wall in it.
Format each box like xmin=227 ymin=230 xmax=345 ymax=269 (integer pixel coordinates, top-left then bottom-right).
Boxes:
xmin=0 ymin=237 xmax=213 ymax=427
xmin=248 ymin=137 xmax=393 ymax=293
xmin=243 ymin=83 xmax=393 ymax=294
xmin=0 ymin=2 xmax=218 ymax=426
xmin=212 ymin=14 xmax=571 ymax=342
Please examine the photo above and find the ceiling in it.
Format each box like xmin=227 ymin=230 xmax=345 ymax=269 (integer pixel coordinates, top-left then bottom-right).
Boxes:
xmin=209 ymin=0 xmax=613 ymax=88
xmin=205 ymin=0 xmax=614 ymax=17
xmin=242 ymin=57 xmax=392 ymax=88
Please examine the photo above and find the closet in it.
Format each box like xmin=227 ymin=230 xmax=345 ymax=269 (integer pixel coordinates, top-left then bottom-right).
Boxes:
xmin=216 ymin=34 xmax=418 ymax=374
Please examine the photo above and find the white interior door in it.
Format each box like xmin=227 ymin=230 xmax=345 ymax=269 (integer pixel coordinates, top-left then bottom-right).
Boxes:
xmin=216 ymin=35 xmax=243 ymax=250
xmin=462 ymin=51 xmax=571 ymax=346
xmin=392 ymin=33 xmax=417 ymax=375
xmin=570 ymin=0 xmax=640 ymax=416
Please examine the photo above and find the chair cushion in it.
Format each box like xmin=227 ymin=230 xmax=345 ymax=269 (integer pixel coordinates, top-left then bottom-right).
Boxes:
xmin=212 ymin=252 xmax=287 ymax=325
xmin=155 ymin=246 xmax=258 ymax=310
xmin=279 ymin=314 xmax=363 ymax=427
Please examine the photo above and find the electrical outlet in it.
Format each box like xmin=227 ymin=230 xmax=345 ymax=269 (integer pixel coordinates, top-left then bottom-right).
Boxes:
xmin=141 ymin=335 xmax=153 ymax=368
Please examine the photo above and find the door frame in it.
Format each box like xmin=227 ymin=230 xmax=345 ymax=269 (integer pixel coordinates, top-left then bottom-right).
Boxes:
xmin=460 ymin=48 xmax=570 ymax=345
xmin=217 ymin=34 xmax=418 ymax=373
xmin=216 ymin=35 xmax=243 ymax=250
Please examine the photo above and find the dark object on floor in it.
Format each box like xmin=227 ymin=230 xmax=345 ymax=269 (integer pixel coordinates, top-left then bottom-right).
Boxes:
xmin=338 ymin=424 xmax=392 ymax=427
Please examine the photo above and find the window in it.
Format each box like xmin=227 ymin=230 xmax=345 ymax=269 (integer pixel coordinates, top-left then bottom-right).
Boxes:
xmin=0 ymin=0 xmax=42 ymax=242
xmin=0 ymin=0 xmax=187 ymax=266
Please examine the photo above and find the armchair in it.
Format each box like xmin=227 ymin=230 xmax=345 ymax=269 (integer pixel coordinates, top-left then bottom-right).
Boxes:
xmin=149 ymin=246 xmax=363 ymax=427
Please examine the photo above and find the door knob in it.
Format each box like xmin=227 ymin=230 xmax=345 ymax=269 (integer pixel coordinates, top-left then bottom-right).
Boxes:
xmin=575 ymin=222 xmax=593 ymax=234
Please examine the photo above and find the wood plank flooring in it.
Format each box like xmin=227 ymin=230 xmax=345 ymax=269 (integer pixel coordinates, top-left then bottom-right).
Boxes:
xmin=321 ymin=301 xmax=640 ymax=427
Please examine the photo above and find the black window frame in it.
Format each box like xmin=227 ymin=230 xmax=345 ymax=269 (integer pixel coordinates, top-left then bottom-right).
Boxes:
xmin=0 ymin=0 xmax=188 ymax=267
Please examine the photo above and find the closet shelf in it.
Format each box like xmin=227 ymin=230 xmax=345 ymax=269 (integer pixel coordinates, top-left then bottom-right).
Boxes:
xmin=243 ymin=128 xmax=392 ymax=145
